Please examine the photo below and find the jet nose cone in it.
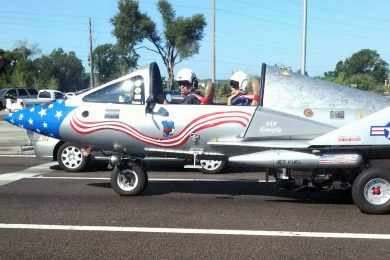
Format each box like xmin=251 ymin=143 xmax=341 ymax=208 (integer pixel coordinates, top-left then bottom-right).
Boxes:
xmin=3 ymin=100 xmax=75 ymax=139
xmin=2 ymin=112 xmax=12 ymax=123
xmin=4 ymin=106 xmax=42 ymax=131
xmin=3 ymin=108 xmax=26 ymax=127
xmin=4 ymin=104 xmax=51 ymax=135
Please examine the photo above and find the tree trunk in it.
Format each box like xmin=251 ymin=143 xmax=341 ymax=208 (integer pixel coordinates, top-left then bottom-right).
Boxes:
xmin=167 ymin=61 xmax=174 ymax=91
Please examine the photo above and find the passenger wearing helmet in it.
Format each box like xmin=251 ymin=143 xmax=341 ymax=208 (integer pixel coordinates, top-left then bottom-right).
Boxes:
xmin=227 ymin=71 xmax=260 ymax=106
xmin=176 ymin=68 xmax=205 ymax=104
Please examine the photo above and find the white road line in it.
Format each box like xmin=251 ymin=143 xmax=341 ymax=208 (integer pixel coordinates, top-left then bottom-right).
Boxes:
xmin=0 ymin=162 xmax=56 ymax=186
xmin=28 ymin=176 xmax=274 ymax=183
xmin=0 ymin=154 xmax=36 ymax=158
xmin=0 ymin=223 xmax=389 ymax=240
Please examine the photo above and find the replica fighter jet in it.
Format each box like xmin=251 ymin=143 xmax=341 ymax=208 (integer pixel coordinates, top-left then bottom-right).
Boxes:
xmin=4 ymin=63 xmax=390 ymax=214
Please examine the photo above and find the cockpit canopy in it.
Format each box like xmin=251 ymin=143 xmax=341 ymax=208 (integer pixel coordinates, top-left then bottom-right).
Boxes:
xmin=148 ymin=62 xmax=164 ymax=104
xmin=81 ymin=62 xmax=164 ymax=105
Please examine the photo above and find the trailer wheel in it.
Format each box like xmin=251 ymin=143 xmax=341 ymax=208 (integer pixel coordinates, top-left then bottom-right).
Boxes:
xmin=200 ymin=159 xmax=226 ymax=174
xmin=352 ymin=168 xmax=390 ymax=214
xmin=111 ymin=165 xmax=148 ymax=196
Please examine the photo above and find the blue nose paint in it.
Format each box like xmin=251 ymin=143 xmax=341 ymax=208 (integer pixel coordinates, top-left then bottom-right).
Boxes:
xmin=4 ymin=100 xmax=76 ymax=139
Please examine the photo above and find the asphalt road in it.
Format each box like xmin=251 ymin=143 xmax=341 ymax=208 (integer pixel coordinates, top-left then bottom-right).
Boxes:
xmin=0 ymin=156 xmax=49 ymax=174
xmin=0 ymin=156 xmax=390 ymax=260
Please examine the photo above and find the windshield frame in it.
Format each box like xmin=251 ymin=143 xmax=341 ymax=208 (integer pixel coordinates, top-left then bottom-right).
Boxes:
xmin=0 ymin=89 xmax=9 ymax=96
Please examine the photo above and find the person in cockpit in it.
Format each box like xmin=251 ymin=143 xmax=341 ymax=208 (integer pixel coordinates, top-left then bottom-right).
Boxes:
xmin=227 ymin=71 xmax=260 ymax=106
xmin=176 ymin=68 xmax=205 ymax=104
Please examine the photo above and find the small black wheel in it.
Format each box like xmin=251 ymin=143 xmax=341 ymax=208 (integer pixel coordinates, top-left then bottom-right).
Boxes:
xmin=111 ymin=165 xmax=148 ymax=196
xmin=352 ymin=168 xmax=390 ymax=214
xmin=57 ymin=142 xmax=88 ymax=172
xmin=199 ymin=159 xmax=226 ymax=174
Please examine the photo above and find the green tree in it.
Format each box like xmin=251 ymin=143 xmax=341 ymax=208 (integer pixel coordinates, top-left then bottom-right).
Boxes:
xmin=0 ymin=49 xmax=13 ymax=87
xmin=111 ymin=0 xmax=206 ymax=88
xmin=0 ymin=44 xmax=39 ymax=88
xmin=323 ymin=49 xmax=389 ymax=92
xmin=93 ymin=43 xmax=136 ymax=84
xmin=35 ymin=48 xmax=86 ymax=92
xmin=33 ymin=54 xmax=59 ymax=90
xmin=11 ymin=47 xmax=36 ymax=87
xmin=0 ymin=44 xmax=88 ymax=91
xmin=0 ymin=50 xmax=5 ymax=73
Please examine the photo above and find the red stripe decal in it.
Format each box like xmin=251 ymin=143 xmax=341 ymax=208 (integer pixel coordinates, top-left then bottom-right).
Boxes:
xmin=70 ymin=111 xmax=251 ymax=148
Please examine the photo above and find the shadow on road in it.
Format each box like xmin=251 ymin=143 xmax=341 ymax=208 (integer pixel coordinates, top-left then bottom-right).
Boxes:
xmin=50 ymin=161 xmax=110 ymax=172
xmin=88 ymin=180 xmax=353 ymax=205
xmin=50 ymin=161 xmax=265 ymax=173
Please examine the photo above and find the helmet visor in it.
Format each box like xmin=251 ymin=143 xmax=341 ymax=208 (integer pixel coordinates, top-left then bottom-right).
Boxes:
xmin=230 ymin=80 xmax=239 ymax=89
xmin=178 ymin=80 xmax=191 ymax=87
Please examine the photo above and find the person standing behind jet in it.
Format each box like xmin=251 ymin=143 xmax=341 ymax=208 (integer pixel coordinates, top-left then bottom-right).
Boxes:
xmin=227 ymin=71 xmax=260 ymax=106
xmin=176 ymin=68 xmax=205 ymax=104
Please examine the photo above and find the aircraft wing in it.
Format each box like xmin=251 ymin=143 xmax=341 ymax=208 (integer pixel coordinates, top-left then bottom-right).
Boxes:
xmin=207 ymin=138 xmax=310 ymax=149
xmin=310 ymin=106 xmax=390 ymax=147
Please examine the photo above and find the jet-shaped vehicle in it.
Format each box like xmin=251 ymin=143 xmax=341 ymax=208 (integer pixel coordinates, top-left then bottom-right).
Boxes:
xmin=4 ymin=63 xmax=390 ymax=214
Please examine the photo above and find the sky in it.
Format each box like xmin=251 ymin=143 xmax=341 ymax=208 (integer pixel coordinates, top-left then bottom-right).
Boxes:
xmin=1 ymin=0 xmax=389 ymax=79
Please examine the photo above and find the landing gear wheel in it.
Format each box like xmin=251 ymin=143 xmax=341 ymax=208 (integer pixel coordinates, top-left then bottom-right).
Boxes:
xmin=111 ymin=165 xmax=148 ymax=196
xmin=199 ymin=159 xmax=226 ymax=174
xmin=57 ymin=142 xmax=87 ymax=172
xmin=352 ymin=168 xmax=390 ymax=214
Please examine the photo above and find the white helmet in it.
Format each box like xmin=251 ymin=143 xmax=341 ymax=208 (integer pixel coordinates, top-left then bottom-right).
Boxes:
xmin=230 ymin=71 xmax=249 ymax=91
xmin=176 ymin=68 xmax=197 ymax=88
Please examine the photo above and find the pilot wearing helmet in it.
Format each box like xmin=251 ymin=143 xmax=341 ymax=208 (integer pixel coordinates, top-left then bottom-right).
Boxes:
xmin=227 ymin=71 xmax=260 ymax=106
xmin=176 ymin=68 xmax=205 ymax=104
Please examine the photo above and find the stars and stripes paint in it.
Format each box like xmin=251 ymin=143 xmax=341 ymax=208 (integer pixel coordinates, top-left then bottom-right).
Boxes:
xmin=70 ymin=111 xmax=252 ymax=148
xmin=3 ymin=100 xmax=75 ymax=139
xmin=319 ymin=154 xmax=361 ymax=166
xmin=370 ymin=123 xmax=390 ymax=139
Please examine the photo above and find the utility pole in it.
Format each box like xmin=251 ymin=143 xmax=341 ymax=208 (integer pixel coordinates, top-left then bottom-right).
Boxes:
xmin=211 ymin=0 xmax=216 ymax=83
xmin=89 ymin=17 xmax=95 ymax=88
xmin=300 ymin=0 xmax=308 ymax=76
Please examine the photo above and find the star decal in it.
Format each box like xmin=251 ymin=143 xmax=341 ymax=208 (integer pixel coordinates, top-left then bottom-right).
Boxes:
xmin=18 ymin=114 xmax=24 ymax=121
xmin=28 ymin=118 xmax=34 ymax=125
xmin=55 ymin=111 xmax=63 ymax=120
xmin=43 ymin=122 xmax=48 ymax=128
xmin=30 ymin=107 xmax=35 ymax=112
xmin=38 ymin=108 xmax=47 ymax=117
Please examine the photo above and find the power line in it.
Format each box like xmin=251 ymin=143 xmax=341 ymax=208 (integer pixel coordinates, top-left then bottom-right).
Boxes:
xmin=0 ymin=21 xmax=113 ymax=37
xmin=0 ymin=10 xmax=110 ymax=22
xmin=1 ymin=5 xmax=388 ymax=40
